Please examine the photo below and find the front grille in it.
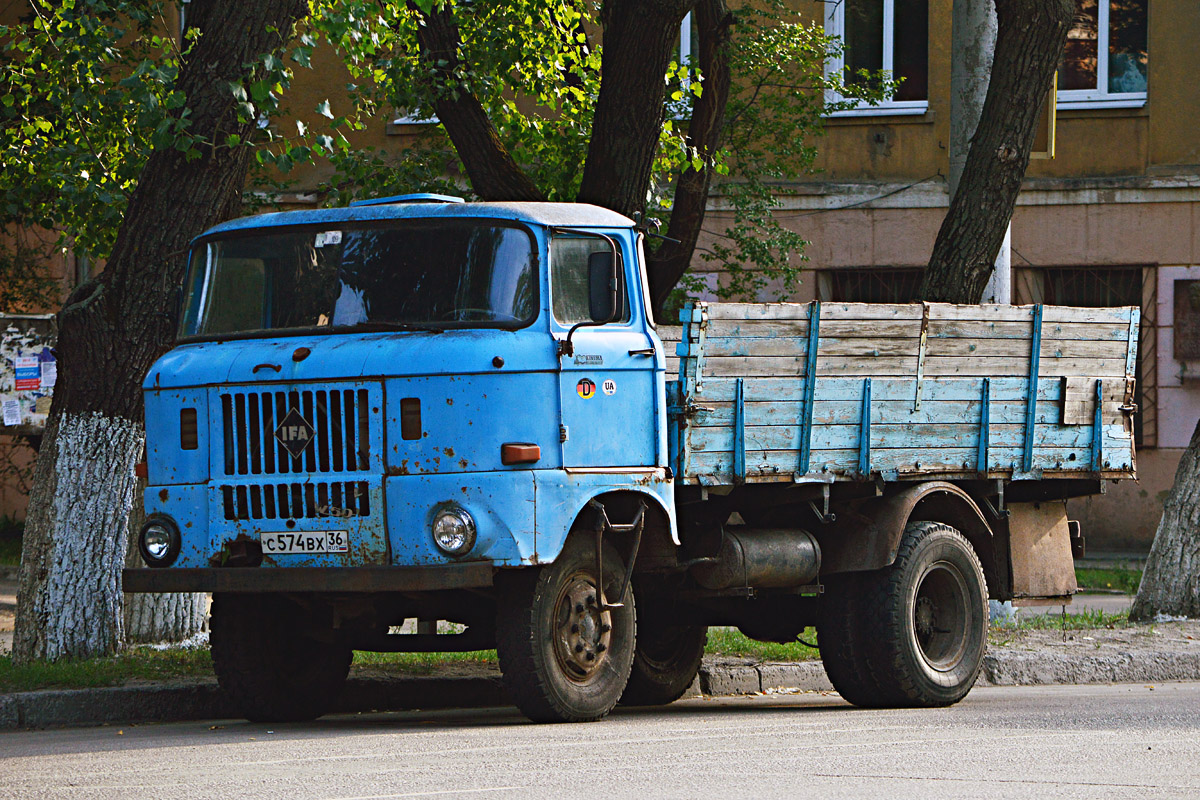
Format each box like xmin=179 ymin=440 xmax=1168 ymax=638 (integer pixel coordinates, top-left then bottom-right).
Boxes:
xmin=221 ymin=389 xmax=370 ymax=475
xmin=221 ymin=480 xmax=371 ymax=520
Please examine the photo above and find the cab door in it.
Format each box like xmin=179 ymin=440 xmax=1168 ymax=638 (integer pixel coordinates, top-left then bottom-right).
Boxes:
xmin=552 ymin=234 xmax=658 ymax=469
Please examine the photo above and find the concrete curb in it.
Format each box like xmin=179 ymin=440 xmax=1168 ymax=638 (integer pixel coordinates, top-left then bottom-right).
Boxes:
xmin=6 ymin=648 xmax=1200 ymax=730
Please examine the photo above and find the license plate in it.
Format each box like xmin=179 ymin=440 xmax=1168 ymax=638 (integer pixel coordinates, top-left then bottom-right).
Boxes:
xmin=260 ymin=530 xmax=349 ymax=555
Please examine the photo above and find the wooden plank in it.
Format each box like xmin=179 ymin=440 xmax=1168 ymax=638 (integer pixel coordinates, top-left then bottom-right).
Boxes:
xmin=692 ymin=376 xmax=1129 ymax=404
xmin=704 ymin=302 xmax=926 ymax=321
xmin=926 ymin=338 xmax=1128 ymax=360
xmin=703 ymin=336 xmax=921 ymax=359
xmin=687 ymin=422 xmax=1106 ymax=453
xmin=685 ymin=397 xmax=1131 ymax=428
xmin=928 ymin=320 xmax=1130 ymax=342
xmin=699 ymin=336 xmax=1129 ymax=362
xmin=698 ymin=355 xmax=1127 ymax=379
xmin=685 ymin=444 xmax=1134 ymax=479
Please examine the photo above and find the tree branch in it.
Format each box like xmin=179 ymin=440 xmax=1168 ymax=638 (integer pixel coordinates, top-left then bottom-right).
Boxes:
xmin=646 ymin=0 xmax=734 ymax=318
xmin=410 ymin=3 xmax=543 ymax=201
xmin=920 ymin=0 xmax=1074 ymax=303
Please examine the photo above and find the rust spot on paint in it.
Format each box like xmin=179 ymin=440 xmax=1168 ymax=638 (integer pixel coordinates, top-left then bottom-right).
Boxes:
xmin=159 ymin=489 xmax=169 ymax=501
xmin=459 ymin=459 xmax=469 ymax=469
xmin=443 ymin=447 xmax=455 ymax=458
xmin=446 ymin=398 xmax=453 ymax=405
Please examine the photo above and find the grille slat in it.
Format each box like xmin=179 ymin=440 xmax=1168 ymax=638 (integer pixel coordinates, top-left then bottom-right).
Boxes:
xmin=220 ymin=480 xmax=371 ymax=521
xmin=221 ymin=388 xmax=373 ymax=476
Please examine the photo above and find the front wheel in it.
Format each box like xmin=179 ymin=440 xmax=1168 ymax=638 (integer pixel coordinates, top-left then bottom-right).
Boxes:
xmin=495 ymin=535 xmax=636 ymax=723
xmin=858 ymin=521 xmax=989 ymax=707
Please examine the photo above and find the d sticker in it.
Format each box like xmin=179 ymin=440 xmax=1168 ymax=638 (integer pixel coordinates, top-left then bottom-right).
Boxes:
xmin=576 ymin=378 xmax=596 ymax=399
xmin=602 ymin=379 xmax=617 ymax=396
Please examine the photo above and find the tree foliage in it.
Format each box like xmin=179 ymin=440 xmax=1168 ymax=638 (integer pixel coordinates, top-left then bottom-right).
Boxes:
xmin=310 ymin=0 xmax=884 ymax=316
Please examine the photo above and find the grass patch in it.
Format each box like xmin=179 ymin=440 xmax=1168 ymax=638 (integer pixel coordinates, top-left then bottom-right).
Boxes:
xmin=1014 ymin=608 xmax=1131 ymax=630
xmin=703 ymin=626 xmax=820 ymax=661
xmin=351 ymin=649 xmax=497 ymax=675
xmin=1076 ymin=567 xmax=1142 ymax=594
xmin=0 ymin=538 xmax=20 ymax=566
xmin=0 ymin=647 xmax=213 ymax=694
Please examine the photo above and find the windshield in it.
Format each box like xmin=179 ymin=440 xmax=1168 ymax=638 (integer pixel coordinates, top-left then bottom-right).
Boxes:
xmin=179 ymin=221 xmax=537 ymax=337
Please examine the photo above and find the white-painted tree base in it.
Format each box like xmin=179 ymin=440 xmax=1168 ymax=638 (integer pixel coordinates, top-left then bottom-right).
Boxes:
xmin=16 ymin=412 xmax=143 ymax=661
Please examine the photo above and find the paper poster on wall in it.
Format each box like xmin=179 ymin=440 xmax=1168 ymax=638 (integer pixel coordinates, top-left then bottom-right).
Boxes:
xmin=14 ymin=356 xmax=39 ymax=391
xmin=40 ymin=359 xmax=56 ymax=389
xmin=2 ymin=396 xmax=20 ymax=426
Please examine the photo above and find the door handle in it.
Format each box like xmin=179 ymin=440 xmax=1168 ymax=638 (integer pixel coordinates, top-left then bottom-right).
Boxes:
xmin=628 ymin=348 xmax=655 ymax=357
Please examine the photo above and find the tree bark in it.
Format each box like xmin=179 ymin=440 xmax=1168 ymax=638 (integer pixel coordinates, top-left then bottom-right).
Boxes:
xmin=576 ymin=0 xmax=699 ymax=217
xmin=646 ymin=0 xmax=733 ymax=319
xmin=412 ymin=4 xmax=545 ymax=201
xmin=14 ymin=0 xmax=309 ymax=663
xmin=123 ymin=474 xmax=206 ymax=643
xmin=920 ymin=0 xmax=1074 ymax=303
xmin=1130 ymin=420 xmax=1200 ymax=621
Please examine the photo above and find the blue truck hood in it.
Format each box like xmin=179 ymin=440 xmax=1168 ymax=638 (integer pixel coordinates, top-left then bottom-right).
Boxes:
xmin=145 ymin=329 xmax=558 ymax=389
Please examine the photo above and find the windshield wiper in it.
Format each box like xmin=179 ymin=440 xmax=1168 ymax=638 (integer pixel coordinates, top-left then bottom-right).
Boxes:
xmin=333 ymin=321 xmax=445 ymax=334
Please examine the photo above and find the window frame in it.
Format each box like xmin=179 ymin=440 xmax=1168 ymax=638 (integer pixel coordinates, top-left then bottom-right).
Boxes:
xmin=823 ymin=0 xmax=930 ymax=118
xmin=1057 ymin=0 xmax=1147 ymax=110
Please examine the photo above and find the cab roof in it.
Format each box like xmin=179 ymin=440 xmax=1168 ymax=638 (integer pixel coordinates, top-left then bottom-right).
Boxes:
xmin=200 ymin=201 xmax=636 ymax=238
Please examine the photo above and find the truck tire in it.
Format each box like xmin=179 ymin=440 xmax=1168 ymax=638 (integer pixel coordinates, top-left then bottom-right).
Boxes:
xmin=858 ymin=521 xmax=988 ymax=707
xmin=495 ymin=534 xmax=636 ymax=723
xmin=817 ymin=572 xmax=888 ymax=707
xmin=210 ymin=593 xmax=352 ymax=723
xmin=620 ymin=618 xmax=707 ymax=707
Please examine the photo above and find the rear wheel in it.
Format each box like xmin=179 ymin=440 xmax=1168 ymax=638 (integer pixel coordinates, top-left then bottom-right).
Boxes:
xmin=858 ymin=521 xmax=988 ymax=707
xmin=620 ymin=595 xmax=706 ymax=707
xmin=210 ymin=593 xmax=352 ymax=723
xmin=496 ymin=535 xmax=635 ymax=722
xmin=817 ymin=572 xmax=887 ymax=706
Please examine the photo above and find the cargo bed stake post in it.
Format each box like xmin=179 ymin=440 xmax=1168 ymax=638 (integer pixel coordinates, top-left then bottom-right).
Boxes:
xmin=587 ymin=498 xmax=646 ymax=611
xmin=914 ymin=302 xmax=930 ymax=411
xmin=1022 ymin=304 xmax=1044 ymax=473
xmin=977 ymin=377 xmax=991 ymax=474
xmin=1091 ymin=378 xmax=1105 ymax=471
xmin=733 ymin=378 xmax=746 ymax=484
xmin=798 ymin=300 xmax=820 ymax=476
xmin=858 ymin=377 xmax=872 ymax=478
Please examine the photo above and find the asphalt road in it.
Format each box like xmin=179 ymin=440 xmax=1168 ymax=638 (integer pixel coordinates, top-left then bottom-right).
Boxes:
xmin=2 ymin=683 xmax=1198 ymax=800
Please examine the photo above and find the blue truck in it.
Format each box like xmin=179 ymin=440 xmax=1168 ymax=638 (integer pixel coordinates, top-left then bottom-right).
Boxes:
xmin=124 ymin=195 xmax=1139 ymax=723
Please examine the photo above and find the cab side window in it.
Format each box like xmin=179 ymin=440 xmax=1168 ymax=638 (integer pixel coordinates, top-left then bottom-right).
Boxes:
xmin=550 ymin=236 xmax=629 ymax=325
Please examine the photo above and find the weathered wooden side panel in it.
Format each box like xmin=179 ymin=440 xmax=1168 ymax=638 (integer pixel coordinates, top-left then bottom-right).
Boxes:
xmin=671 ymin=302 xmax=1138 ymax=486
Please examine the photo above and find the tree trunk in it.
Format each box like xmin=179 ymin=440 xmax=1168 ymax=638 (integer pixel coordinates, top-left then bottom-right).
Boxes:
xmin=123 ymin=475 xmax=207 ymax=643
xmin=1130 ymin=421 xmax=1200 ymax=620
xmin=14 ymin=0 xmax=309 ymax=664
xmin=647 ymin=0 xmax=734 ymax=318
xmin=576 ymin=0 xmax=698 ymax=217
xmin=920 ymin=0 xmax=1073 ymax=303
xmin=412 ymin=4 xmax=545 ymax=201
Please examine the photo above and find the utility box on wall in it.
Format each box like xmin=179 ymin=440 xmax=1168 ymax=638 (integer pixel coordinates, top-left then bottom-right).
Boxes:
xmin=1 ymin=314 xmax=56 ymax=432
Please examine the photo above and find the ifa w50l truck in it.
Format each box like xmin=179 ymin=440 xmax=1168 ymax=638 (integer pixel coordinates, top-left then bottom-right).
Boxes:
xmin=124 ymin=195 xmax=1139 ymax=723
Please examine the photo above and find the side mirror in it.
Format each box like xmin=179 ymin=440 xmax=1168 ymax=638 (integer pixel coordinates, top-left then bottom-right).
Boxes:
xmin=588 ymin=251 xmax=619 ymax=323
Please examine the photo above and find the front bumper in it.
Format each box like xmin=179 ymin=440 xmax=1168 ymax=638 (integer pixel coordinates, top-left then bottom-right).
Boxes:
xmin=122 ymin=561 xmax=495 ymax=593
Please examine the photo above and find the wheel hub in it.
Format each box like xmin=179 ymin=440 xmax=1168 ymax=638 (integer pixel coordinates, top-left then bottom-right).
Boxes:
xmin=913 ymin=562 xmax=969 ymax=671
xmin=554 ymin=575 xmax=613 ymax=682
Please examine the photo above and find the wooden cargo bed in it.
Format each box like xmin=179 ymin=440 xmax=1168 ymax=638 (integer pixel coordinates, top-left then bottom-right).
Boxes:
xmin=662 ymin=301 xmax=1138 ymax=486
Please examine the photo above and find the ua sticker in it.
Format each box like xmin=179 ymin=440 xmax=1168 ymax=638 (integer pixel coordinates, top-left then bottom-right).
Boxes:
xmin=602 ymin=379 xmax=617 ymax=396
xmin=576 ymin=378 xmax=596 ymax=399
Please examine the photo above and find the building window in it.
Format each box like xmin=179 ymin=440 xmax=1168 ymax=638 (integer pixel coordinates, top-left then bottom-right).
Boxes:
xmin=820 ymin=267 xmax=924 ymax=303
xmin=1058 ymin=0 xmax=1147 ymax=109
xmin=824 ymin=0 xmax=930 ymax=117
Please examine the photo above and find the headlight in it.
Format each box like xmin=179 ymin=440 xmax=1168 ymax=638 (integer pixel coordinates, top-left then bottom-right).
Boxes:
xmin=139 ymin=515 xmax=181 ymax=567
xmin=431 ymin=506 xmax=476 ymax=557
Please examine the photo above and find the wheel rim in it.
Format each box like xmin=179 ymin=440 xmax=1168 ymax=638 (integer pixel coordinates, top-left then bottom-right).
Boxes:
xmin=552 ymin=571 xmax=613 ymax=684
xmin=912 ymin=561 xmax=970 ymax=672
